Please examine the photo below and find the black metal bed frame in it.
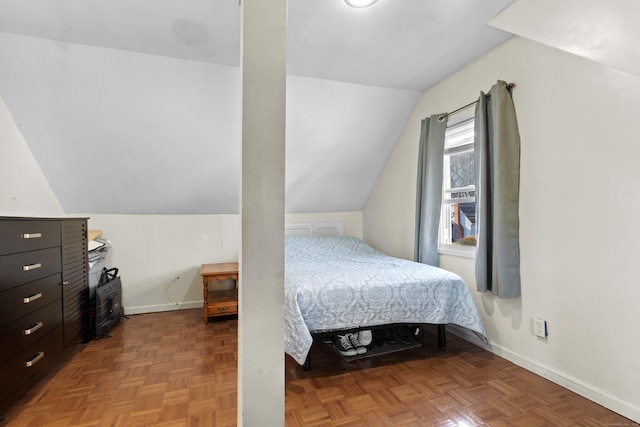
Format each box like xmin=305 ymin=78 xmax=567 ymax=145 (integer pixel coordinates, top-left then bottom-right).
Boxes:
xmin=302 ymin=323 xmax=447 ymax=371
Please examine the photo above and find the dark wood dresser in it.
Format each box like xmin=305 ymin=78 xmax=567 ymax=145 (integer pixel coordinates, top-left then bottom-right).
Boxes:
xmin=0 ymin=217 xmax=89 ymax=416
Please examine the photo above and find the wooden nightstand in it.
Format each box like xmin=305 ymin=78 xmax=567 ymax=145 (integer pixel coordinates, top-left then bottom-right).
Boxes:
xmin=200 ymin=262 xmax=238 ymax=321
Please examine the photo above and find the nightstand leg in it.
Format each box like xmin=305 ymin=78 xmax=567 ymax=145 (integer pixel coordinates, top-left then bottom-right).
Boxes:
xmin=203 ymin=278 xmax=209 ymax=322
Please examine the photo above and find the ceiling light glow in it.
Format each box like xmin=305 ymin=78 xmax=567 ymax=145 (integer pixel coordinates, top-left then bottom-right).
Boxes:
xmin=345 ymin=0 xmax=378 ymax=8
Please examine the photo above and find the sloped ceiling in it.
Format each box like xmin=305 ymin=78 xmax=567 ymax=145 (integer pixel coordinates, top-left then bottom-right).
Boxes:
xmin=489 ymin=0 xmax=640 ymax=80
xmin=0 ymin=0 xmax=517 ymax=214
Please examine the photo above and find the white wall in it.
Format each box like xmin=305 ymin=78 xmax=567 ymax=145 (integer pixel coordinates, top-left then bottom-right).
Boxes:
xmin=0 ymin=96 xmax=64 ymax=217
xmin=80 ymin=212 xmax=362 ymax=314
xmin=363 ymin=36 xmax=640 ymax=422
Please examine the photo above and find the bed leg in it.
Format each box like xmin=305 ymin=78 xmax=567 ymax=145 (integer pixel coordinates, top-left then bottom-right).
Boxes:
xmin=302 ymin=354 xmax=311 ymax=372
xmin=437 ymin=324 xmax=446 ymax=348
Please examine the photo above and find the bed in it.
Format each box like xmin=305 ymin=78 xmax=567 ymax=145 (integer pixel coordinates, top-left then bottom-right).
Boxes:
xmin=284 ymin=233 xmax=488 ymax=370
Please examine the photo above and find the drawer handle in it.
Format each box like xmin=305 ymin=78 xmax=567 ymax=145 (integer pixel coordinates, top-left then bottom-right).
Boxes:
xmin=21 ymin=232 xmax=42 ymax=239
xmin=22 ymin=263 xmax=42 ymax=271
xmin=24 ymin=322 xmax=44 ymax=336
xmin=217 ymin=307 xmax=229 ymax=312
xmin=25 ymin=351 xmax=44 ymax=368
xmin=23 ymin=292 xmax=43 ymax=304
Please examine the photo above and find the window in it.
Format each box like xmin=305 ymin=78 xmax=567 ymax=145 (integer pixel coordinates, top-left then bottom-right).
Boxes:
xmin=439 ymin=118 xmax=477 ymax=251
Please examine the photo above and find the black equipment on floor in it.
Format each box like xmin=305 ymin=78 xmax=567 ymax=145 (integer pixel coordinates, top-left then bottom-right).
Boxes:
xmin=92 ymin=267 xmax=124 ymax=338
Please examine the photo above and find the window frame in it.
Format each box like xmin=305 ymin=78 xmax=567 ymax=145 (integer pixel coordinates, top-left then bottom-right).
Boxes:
xmin=438 ymin=116 xmax=477 ymax=259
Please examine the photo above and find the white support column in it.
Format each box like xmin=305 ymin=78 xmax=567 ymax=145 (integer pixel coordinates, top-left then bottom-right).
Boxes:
xmin=238 ymin=0 xmax=287 ymax=426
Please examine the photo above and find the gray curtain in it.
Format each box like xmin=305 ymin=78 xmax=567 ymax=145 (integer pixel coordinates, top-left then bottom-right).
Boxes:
xmin=414 ymin=114 xmax=447 ymax=266
xmin=474 ymin=80 xmax=521 ymax=298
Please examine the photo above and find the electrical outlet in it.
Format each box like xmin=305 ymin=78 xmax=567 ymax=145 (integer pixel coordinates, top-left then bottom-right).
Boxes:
xmin=534 ymin=318 xmax=547 ymax=338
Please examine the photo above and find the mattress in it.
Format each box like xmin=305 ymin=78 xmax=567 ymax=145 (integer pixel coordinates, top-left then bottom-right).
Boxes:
xmin=284 ymin=235 xmax=487 ymax=365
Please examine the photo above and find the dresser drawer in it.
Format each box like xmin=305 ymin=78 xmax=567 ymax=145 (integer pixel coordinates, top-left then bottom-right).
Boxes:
xmin=0 ymin=325 xmax=63 ymax=406
xmin=0 ymin=247 xmax=62 ymax=292
xmin=0 ymin=220 xmax=61 ymax=256
xmin=0 ymin=301 xmax=63 ymax=365
xmin=0 ymin=274 xmax=61 ymax=327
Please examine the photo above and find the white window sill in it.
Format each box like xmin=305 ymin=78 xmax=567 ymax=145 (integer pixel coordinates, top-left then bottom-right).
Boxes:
xmin=438 ymin=245 xmax=476 ymax=259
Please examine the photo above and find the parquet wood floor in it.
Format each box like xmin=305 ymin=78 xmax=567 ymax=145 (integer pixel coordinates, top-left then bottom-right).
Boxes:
xmin=1 ymin=309 xmax=635 ymax=426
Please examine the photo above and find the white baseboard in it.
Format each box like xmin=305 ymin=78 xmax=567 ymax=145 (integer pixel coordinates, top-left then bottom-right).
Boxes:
xmin=124 ymin=300 xmax=203 ymax=316
xmin=446 ymin=325 xmax=640 ymax=423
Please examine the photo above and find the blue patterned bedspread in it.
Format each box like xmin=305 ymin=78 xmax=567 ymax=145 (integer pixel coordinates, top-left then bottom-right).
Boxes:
xmin=284 ymin=235 xmax=487 ymax=365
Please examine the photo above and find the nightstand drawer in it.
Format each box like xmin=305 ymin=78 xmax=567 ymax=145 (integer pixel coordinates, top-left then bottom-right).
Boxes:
xmin=0 ymin=274 xmax=62 ymax=327
xmin=0 ymin=220 xmax=61 ymax=256
xmin=0 ymin=247 xmax=62 ymax=292
xmin=209 ymin=301 xmax=238 ymax=315
xmin=0 ymin=301 xmax=63 ymax=365
xmin=206 ymin=289 xmax=238 ymax=316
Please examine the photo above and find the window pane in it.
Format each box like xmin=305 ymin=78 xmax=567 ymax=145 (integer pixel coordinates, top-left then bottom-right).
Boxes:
xmin=449 ymin=151 xmax=475 ymax=190
xmin=448 ymin=201 xmax=476 ymax=246
xmin=440 ymin=117 xmax=477 ymax=249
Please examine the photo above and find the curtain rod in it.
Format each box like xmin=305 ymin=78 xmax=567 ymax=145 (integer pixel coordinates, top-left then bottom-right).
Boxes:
xmin=438 ymin=82 xmax=515 ymax=122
